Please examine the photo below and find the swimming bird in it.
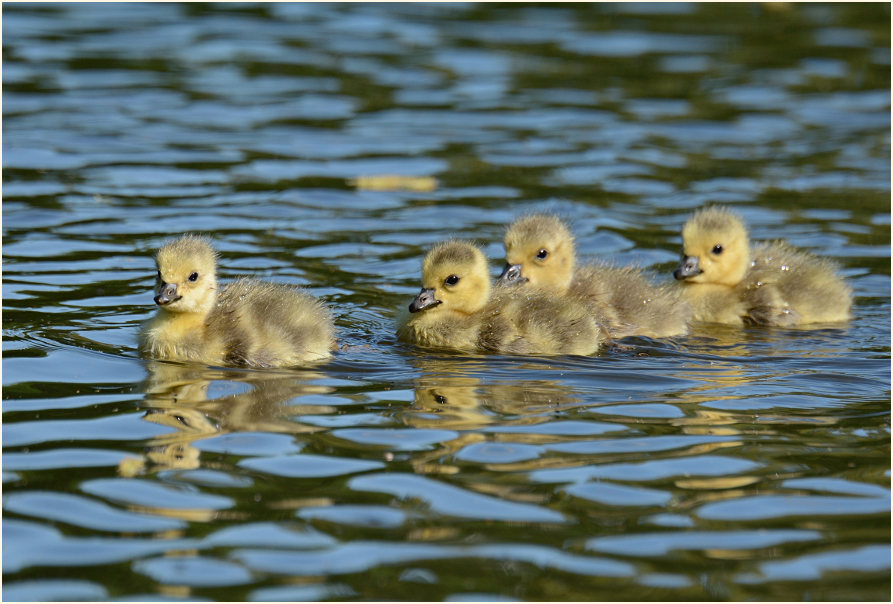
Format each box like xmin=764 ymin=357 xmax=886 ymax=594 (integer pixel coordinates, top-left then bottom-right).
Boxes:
xmin=499 ymin=214 xmax=691 ymax=338
xmin=673 ymin=206 xmax=852 ymax=326
xmin=396 ymin=240 xmax=605 ymax=356
xmin=139 ymin=234 xmax=335 ymax=367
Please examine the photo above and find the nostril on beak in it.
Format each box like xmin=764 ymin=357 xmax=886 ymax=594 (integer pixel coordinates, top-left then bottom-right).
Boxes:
xmin=673 ymin=256 xmax=701 ymax=280
xmin=154 ymin=282 xmax=179 ymax=305
xmin=499 ymin=263 xmax=524 ymax=284
xmin=409 ymin=288 xmax=440 ymax=313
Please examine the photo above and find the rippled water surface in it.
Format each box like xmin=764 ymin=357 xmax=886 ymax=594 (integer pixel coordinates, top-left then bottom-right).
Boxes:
xmin=3 ymin=3 xmax=891 ymax=601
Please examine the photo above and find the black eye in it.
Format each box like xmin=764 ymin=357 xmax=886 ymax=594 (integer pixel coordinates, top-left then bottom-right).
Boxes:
xmin=444 ymin=274 xmax=460 ymax=286
xmin=536 ymin=248 xmax=548 ymax=260
xmin=711 ymin=245 xmax=723 ymax=255
xmin=188 ymin=272 xmax=199 ymax=282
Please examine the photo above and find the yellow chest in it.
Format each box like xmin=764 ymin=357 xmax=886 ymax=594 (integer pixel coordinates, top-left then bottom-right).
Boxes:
xmin=681 ymin=283 xmax=746 ymax=325
xmin=398 ymin=312 xmax=479 ymax=351
xmin=140 ymin=312 xmax=222 ymax=364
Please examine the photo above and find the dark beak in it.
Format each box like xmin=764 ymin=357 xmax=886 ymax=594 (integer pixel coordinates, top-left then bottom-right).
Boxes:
xmin=154 ymin=282 xmax=181 ymax=306
xmin=498 ymin=263 xmax=527 ymax=285
xmin=409 ymin=287 xmax=441 ymax=313
xmin=674 ymin=256 xmax=702 ymax=280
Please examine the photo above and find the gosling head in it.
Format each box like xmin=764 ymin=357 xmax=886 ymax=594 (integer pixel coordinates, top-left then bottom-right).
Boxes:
xmin=153 ymin=235 xmax=218 ymax=315
xmin=409 ymin=241 xmax=491 ymax=316
xmin=499 ymin=214 xmax=575 ymax=294
xmin=674 ymin=207 xmax=750 ymax=286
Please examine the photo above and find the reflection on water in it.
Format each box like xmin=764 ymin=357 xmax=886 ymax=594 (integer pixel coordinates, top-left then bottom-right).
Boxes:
xmin=124 ymin=362 xmax=333 ymax=474
xmin=3 ymin=2 xmax=890 ymax=602
xmin=405 ymin=357 xmax=586 ymax=432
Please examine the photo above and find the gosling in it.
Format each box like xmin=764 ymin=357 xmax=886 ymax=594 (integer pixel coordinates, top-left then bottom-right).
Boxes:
xmin=673 ymin=206 xmax=852 ymax=326
xmin=397 ymin=240 xmax=606 ymax=356
xmin=139 ymin=234 xmax=335 ymax=367
xmin=499 ymin=214 xmax=691 ymax=338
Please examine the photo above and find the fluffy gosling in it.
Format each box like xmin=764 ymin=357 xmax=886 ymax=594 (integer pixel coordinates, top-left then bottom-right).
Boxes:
xmin=139 ymin=235 xmax=335 ymax=367
xmin=397 ymin=240 xmax=605 ymax=356
xmin=500 ymin=214 xmax=691 ymax=338
xmin=673 ymin=206 xmax=852 ymax=326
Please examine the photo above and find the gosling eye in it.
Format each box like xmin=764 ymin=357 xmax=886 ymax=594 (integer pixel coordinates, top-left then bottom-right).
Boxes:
xmin=536 ymin=248 xmax=549 ymax=260
xmin=444 ymin=274 xmax=460 ymax=286
xmin=188 ymin=272 xmax=199 ymax=282
xmin=711 ymin=244 xmax=723 ymax=255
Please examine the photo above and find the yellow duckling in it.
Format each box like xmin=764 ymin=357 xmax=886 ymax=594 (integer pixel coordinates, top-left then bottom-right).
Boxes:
xmin=673 ymin=206 xmax=852 ymax=326
xmin=139 ymin=234 xmax=335 ymax=367
xmin=396 ymin=240 xmax=605 ymax=356
xmin=499 ymin=214 xmax=690 ymax=338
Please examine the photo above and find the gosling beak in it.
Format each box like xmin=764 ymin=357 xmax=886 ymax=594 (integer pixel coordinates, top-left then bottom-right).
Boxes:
xmin=498 ymin=263 xmax=527 ymax=285
xmin=154 ymin=282 xmax=181 ymax=306
xmin=674 ymin=256 xmax=702 ymax=280
xmin=409 ymin=287 xmax=441 ymax=313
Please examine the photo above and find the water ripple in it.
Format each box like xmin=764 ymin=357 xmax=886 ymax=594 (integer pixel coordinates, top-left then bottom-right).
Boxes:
xmin=350 ymin=473 xmax=566 ymax=523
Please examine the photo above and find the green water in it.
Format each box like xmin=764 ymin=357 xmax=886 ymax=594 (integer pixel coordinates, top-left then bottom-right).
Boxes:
xmin=3 ymin=3 xmax=890 ymax=601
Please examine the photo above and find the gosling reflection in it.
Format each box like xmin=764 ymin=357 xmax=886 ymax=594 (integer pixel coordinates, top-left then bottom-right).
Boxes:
xmin=404 ymin=362 xmax=612 ymax=524
xmin=123 ymin=360 xmax=333 ymax=475
xmin=411 ymin=376 xmax=490 ymax=431
xmin=400 ymin=358 xmax=584 ymax=477
xmin=405 ymin=358 xmax=584 ymax=431
xmin=683 ymin=320 xmax=848 ymax=358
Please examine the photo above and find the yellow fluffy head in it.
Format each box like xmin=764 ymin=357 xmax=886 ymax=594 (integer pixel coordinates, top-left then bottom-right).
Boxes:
xmin=675 ymin=207 xmax=750 ymax=286
xmin=410 ymin=240 xmax=491 ymax=315
xmin=153 ymin=234 xmax=219 ymax=314
xmin=501 ymin=214 xmax=575 ymax=293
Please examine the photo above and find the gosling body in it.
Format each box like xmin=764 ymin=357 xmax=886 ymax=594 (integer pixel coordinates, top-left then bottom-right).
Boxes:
xmin=673 ymin=206 xmax=852 ymax=326
xmin=397 ymin=240 xmax=605 ymax=356
xmin=500 ymin=214 xmax=690 ymax=338
xmin=139 ymin=235 xmax=335 ymax=367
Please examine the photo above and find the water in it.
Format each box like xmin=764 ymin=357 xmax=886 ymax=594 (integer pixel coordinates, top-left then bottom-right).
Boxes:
xmin=3 ymin=3 xmax=890 ymax=601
